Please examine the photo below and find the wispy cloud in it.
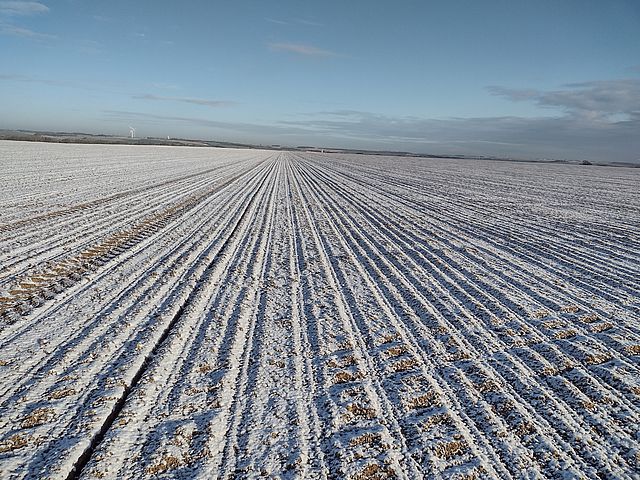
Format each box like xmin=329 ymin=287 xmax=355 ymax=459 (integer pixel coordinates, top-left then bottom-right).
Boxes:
xmin=0 ymin=73 xmax=32 ymax=81
xmin=488 ymin=79 xmax=640 ymax=121
xmin=132 ymin=93 xmax=236 ymax=108
xmin=0 ymin=1 xmax=48 ymax=16
xmin=292 ymin=18 xmax=323 ymax=27
xmin=0 ymin=1 xmax=54 ymax=40
xmin=266 ymin=17 xmax=323 ymax=27
xmin=0 ymin=22 xmax=54 ymax=38
xmin=268 ymin=42 xmax=337 ymax=57
xmin=281 ymin=78 xmax=640 ymax=162
xmin=265 ymin=17 xmax=288 ymax=25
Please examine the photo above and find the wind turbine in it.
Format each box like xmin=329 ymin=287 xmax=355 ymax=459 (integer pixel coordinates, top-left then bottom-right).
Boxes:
xmin=129 ymin=126 xmax=136 ymax=139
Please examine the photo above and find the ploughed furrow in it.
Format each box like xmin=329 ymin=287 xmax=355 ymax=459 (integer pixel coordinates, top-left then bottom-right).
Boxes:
xmin=0 ymin=145 xmax=245 ymax=234
xmin=0 ymin=156 xmax=266 ymax=322
xmin=214 ymin=160 xmax=321 ymax=477
xmin=288 ymin=160 xmax=422 ymax=479
xmin=291 ymin=160 xmax=504 ymax=479
xmin=0 ymin=154 xmax=264 ymax=321
xmin=297 ymin=156 xmax=640 ymax=380
xmin=304 ymin=153 xmax=640 ymax=301
xmin=0 ymin=161 xmax=234 ymax=283
xmin=0 ymin=152 xmax=275 ymax=479
xmin=292 ymin=157 xmax=639 ymax=477
xmin=2 ymin=159 xmax=272 ymax=402
xmin=298 ymin=154 xmax=640 ymax=474
xmin=297 ymin=155 xmax=640 ymax=366
xmin=0 ymin=146 xmax=262 ymax=285
xmin=0 ymin=142 xmax=260 ymax=225
xmin=78 ymin=157 xmax=281 ymax=479
xmin=1 ymin=144 xmax=638 ymax=480
xmin=0 ymin=157 xmax=273 ymax=402
xmin=78 ymin=157 xmax=326 ymax=479
xmin=310 ymin=152 xmax=640 ymax=282
xmin=0 ymin=160 xmax=229 ymax=234
xmin=297 ymin=159 xmax=619 ymax=477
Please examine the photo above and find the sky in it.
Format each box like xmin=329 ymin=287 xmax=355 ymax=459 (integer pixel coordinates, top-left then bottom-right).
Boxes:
xmin=0 ymin=0 xmax=639 ymax=162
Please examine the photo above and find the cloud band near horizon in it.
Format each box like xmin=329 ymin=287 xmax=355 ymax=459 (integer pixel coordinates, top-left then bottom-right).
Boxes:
xmin=132 ymin=94 xmax=236 ymax=108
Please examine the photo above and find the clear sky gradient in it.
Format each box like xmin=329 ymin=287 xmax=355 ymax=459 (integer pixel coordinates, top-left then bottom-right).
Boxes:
xmin=1 ymin=0 xmax=639 ymax=161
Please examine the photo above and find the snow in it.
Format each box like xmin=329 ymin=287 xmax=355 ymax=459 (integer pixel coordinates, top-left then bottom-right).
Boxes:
xmin=0 ymin=141 xmax=639 ymax=479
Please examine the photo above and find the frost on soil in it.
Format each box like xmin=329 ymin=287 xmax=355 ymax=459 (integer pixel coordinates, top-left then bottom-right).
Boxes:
xmin=0 ymin=141 xmax=639 ymax=479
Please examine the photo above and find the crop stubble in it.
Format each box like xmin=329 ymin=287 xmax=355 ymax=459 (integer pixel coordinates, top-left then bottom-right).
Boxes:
xmin=0 ymin=141 xmax=639 ymax=479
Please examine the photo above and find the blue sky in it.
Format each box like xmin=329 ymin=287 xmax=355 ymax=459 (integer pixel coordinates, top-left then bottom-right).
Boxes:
xmin=1 ymin=0 xmax=639 ymax=161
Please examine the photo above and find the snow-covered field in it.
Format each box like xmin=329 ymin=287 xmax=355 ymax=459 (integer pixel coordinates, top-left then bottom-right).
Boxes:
xmin=0 ymin=140 xmax=639 ymax=479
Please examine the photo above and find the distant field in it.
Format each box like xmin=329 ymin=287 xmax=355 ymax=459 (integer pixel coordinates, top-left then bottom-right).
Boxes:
xmin=0 ymin=140 xmax=639 ymax=479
